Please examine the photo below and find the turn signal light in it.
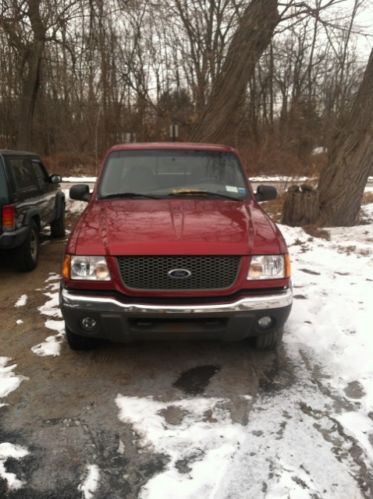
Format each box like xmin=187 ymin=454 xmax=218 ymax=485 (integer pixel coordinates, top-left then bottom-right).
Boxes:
xmin=285 ymin=254 xmax=291 ymax=278
xmin=63 ymin=254 xmax=71 ymax=280
xmin=2 ymin=204 xmax=15 ymax=231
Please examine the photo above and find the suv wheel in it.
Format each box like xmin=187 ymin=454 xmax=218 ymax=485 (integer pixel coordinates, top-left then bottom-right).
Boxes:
xmin=15 ymin=221 xmax=39 ymax=272
xmin=65 ymin=326 xmax=97 ymax=351
xmin=51 ymin=202 xmax=65 ymax=238
xmin=255 ymin=328 xmax=283 ymax=350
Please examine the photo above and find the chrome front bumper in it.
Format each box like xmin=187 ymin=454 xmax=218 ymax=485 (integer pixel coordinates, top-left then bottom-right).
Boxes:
xmin=61 ymin=287 xmax=293 ymax=315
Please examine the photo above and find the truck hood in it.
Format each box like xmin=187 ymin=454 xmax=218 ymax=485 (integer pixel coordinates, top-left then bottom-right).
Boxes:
xmin=69 ymin=199 xmax=285 ymax=256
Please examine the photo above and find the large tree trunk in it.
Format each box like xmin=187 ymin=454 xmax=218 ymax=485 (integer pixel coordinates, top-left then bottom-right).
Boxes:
xmin=317 ymin=49 xmax=373 ymax=226
xmin=17 ymin=44 xmax=44 ymax=150
xmin=282 ymin=49 xmax=373 ymax=227
xmin=16 ymin=0 xmax=45 ymax=150
xmin=190 ymin=0 xmax=279 ymax=144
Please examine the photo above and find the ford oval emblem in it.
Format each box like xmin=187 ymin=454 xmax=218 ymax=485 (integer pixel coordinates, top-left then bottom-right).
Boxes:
xmin=167 ymin=268 xmax=192 ymax=279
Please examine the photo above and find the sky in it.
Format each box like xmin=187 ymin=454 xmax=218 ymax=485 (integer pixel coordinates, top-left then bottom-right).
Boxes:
xmin=347 ymin=0 xmax=373 ymax=56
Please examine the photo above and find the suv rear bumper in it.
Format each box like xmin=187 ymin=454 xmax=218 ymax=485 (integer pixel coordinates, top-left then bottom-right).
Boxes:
xmin=60 ymin=287 xmax=292 ymax=342
xmin=0 ymin=227 xmax=28 ymax=249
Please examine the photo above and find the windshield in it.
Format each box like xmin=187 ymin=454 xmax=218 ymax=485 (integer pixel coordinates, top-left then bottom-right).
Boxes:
xmin=98 ymin=150 xmax=248 ymax=200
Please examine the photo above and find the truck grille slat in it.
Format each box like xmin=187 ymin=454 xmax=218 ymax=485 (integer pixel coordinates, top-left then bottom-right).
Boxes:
xmin=117 ymin=256 xmax=241 ymax=291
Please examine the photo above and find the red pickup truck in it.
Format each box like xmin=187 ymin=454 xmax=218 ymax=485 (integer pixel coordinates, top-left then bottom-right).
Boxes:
xmin=60 ymin=143 xmax=292 ymax=350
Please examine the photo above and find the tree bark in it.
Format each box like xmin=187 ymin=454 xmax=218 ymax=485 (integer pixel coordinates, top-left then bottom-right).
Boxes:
xmin=283 ymin=49 xmax=373 ymax=227
xmin=190 ymin=0 xmax=279 ymax=144
xmin=16 ymin=0 xmax=46 ymax=150
xmin=317 ymin=49 xmax=373 ymax=226
xmin=17 ymin=43 xmax=44 ymax=150
xmin=282 ymin=185 xmax=319 ymax=227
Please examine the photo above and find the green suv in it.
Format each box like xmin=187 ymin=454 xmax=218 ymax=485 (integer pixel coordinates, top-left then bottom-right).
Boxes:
xmin=0 ymin=150 xmax=65 ymax=271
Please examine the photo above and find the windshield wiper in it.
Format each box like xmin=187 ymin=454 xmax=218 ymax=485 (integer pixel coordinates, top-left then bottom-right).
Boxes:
xmin=167 ymin=189 xmax=240 ymax=201
xmin=99 ymin=192 xmax=160 ymax=200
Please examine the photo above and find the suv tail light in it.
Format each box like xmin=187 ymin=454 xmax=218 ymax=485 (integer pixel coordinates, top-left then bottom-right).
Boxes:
xmin=2 ymin=204 xmax=16 ymax=231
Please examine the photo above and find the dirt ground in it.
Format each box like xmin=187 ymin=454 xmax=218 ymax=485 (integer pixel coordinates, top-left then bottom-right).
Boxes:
xmin=0 ymin=231 xmax=289 ymax=498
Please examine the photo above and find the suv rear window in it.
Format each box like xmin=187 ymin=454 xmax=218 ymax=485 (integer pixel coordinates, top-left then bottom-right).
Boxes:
xmin=99 ymin=150 xmax=248 ymax=200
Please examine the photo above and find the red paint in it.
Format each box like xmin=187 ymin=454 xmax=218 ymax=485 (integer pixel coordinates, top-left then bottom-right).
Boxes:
xmin=65 ymin=143 xmax=290 ymax=297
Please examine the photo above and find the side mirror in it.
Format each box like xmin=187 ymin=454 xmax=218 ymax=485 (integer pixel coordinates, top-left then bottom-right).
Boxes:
xmin=70 ymin=184 xmax=90 ymax=202
xmin=50 ymin=174 xmax=62 ymax=184
xmin=255 ymin=185 xmax=277 ymax=202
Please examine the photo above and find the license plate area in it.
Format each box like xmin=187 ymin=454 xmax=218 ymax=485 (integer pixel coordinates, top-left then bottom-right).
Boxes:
xmin=128 ymin=317 xmax=227 ymax=333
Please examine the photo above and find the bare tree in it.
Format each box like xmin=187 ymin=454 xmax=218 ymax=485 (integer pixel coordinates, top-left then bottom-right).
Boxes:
xmin=0 ymin=0 xmax=369 ymax=173
xmin=283 ymin=49 xmax=373 ymax=227
xmin=0 ymin=0 xmax=81 ymax=149
xmin=190 ymin=0 xmax=280 ymax=143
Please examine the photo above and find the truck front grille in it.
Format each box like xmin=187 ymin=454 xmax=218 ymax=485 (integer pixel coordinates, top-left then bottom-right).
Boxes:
xmin=117 ymin=256 xmax=241 ymax=291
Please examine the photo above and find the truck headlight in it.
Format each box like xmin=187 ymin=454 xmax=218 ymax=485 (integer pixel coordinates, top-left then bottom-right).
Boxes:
xmin=247 ymin=255 xmax=290 ymax=280
xmin=67 ymin=256 xmax=111 ymax=281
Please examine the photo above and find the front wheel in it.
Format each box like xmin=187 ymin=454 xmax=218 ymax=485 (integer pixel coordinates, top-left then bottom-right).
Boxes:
xmin=65 ymin=326 xmax=97 ymax=351
xmin=15 ymin=221 xmax=39 ymax=272
xmin=255 ymin=328 xmax=283 ymax=350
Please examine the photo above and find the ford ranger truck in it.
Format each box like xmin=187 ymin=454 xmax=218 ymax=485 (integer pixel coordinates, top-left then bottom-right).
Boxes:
xmin=60 ymin=143 xmax=292 ymax=350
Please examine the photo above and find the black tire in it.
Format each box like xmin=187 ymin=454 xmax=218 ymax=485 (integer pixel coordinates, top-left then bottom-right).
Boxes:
xmin=65 ymin=326 xmax=97 ymax=351
xmin=255 ymin=328 xmax=283 ymax=350
xmin=51 ymin=202 xmax=65 ymax=238
xmin=15 ymin=221 xmax=39 ymax=272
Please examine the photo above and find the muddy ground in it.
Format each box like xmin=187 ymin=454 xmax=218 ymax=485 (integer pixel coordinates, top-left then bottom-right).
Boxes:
xmin=1 ymin=213 xmax=372 ymax=499
xmin=0 ymin=231 xmax=291 ymax=499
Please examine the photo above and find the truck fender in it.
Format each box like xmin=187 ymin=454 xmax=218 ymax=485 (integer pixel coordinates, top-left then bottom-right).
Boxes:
xmin=23 ymin=208 xmax=41 ymax=229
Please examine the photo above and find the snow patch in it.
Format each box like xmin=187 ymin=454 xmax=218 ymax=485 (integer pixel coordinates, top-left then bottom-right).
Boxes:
xmin=38 ymin=291 xmax=61 ymax=318
xmin=31 ymin=278 xmax=65 ymax=357
xmin=250 ymin=175 xmax=314 ymax=182
xmin=78 ymin=464 xmax=100 ymax=499
xmin=0 ymin=360 xmax=29 ymax=490
xmin=312 ymin=146 xmax=327 ymax=155
xmin=63 ymin=187 xmax=89 ymax=215
xmin=0 ymin=357 xmax=27 ymax=399
xmin=112 ymin=211 xmax=373 ymax=498
xmin=214 ymin=386 xmax=366 ymax=499
xmin=0 ymin=443 xmax=29 ymax=490
xmin=335 ymin=412 xmax=373 ymax=463
xmin=15 ymin=295 xmax=27 ymax=307
xmin=63 ymin=176 xmax=97 ymax=183
xmin=31 ymin=334 xmax=64 ymax=357
xmin=45 ymin=273 xmax=61 ymax=282
xmin=116 ymin=395 xmax=248 ymax=499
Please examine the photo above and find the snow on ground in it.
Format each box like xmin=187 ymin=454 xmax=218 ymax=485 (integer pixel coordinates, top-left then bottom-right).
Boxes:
xmin=14 ymin=294 xmax=27 ymax=307
xmin=62 ymin=176 xmax=97 ymax=183
xmin=63 ymin=187 xmax=88 ymax=215
xmin=115 ymin=201 xmax=373 ymax=499
xmin=31 ymin=274 xmax=65 ymax=357
xmin=213 ymin=213 xmax=373 ymax=498
xmin=19 ymin=180 xmax=372 ymax=497
xmin=116 ymin=396 xmax=249 ymax=499
xmin=78 ymin=464 xmax=100 ymax=499
xmin=250 ymin=175 xmax=315 ymax=182
xmin=0 ymin=359 xmax=29 ymax=489
xmin=0 ymin=358 xmax=27 ymax=402
xmin=0 ymin=443 xmax=29 ymax=490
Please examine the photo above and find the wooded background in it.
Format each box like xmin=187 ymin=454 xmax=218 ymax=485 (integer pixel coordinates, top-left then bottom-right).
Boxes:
xmin=0 ymin=0 xmax=371 ymax=176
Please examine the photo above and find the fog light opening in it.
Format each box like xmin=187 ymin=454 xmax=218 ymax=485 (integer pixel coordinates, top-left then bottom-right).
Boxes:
xmin=258 ymin=316 xmax=273 ymax=330
xmin=80 ymin=317 xmax=97 ymax=331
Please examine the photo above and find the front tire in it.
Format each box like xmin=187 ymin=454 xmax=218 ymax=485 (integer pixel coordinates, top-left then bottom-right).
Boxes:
xmin=15 ymin=221 xmax=39 ymax=272
xmin=255 ymin=328 xmax=283 ymax=350
xmin=65 ymin=326 xmax=97 ymax=351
